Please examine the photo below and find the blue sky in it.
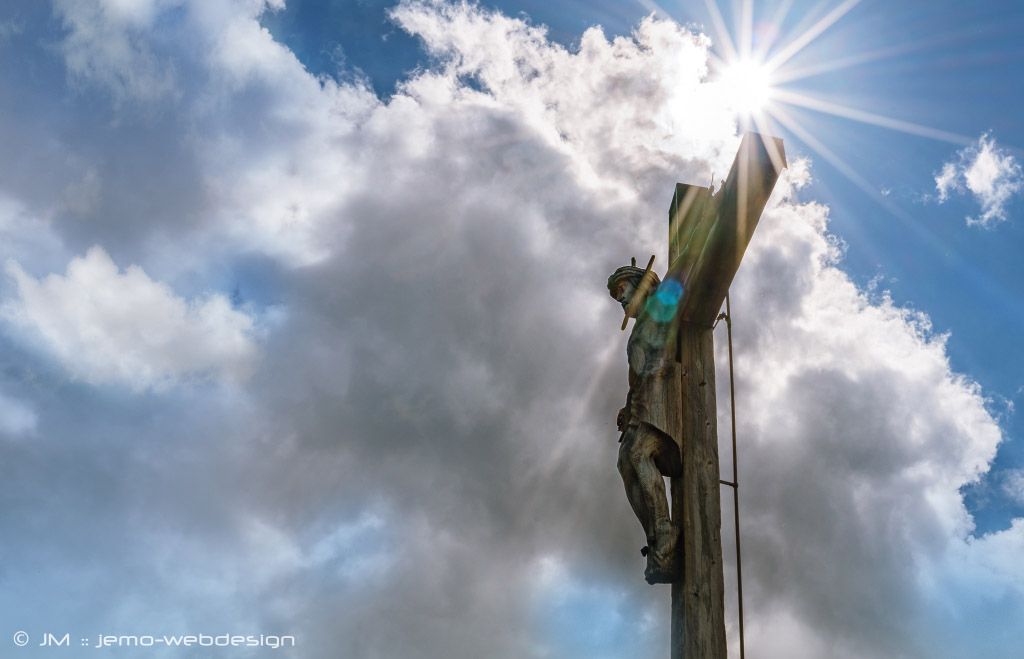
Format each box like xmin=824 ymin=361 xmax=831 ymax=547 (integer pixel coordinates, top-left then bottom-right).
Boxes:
xmin=1 ymin=1 xmax=1024 ymax=657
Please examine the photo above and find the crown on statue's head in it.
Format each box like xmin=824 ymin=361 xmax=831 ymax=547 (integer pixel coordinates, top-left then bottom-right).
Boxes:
xmin=608 ymin=257 xmax=661 ymax=293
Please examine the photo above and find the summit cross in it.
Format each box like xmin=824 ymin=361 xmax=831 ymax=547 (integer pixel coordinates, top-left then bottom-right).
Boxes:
xmin=609 ymin=132 xmax=786 ymax=658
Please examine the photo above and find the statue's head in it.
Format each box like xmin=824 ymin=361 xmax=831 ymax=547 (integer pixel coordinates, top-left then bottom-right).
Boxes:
xmin=608 ymin=259 xmax=661 ymax=313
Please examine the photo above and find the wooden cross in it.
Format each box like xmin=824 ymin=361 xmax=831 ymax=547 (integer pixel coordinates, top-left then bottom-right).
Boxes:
xmin=663 ymin=132 xmax=786 ymax=658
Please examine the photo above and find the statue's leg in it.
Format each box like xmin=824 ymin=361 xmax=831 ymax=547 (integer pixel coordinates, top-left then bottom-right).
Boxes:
xmin=628 ymin=425 xmax=680 ymax=583
xmin=618 ymin=435 xmax=655 ymax=547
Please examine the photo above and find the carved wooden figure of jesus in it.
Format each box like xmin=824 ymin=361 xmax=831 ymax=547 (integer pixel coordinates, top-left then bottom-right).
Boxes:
xmin=608 ymin=259 xmax=684 ymax=585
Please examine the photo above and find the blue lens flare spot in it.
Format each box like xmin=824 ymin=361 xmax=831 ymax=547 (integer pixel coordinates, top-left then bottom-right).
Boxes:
xmin=645 ymin=278 xmax=684 ymax=323
xmin=656 ymin=279 xmax=684 ymax=303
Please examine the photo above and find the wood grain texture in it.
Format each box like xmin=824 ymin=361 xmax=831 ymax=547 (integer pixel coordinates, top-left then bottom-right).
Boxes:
xmin=670 ymin=324 xmax=726 ymax=659
xmin=659 ymin=131 xmax=785 ymax=658
xmin=668 ymin=133 xmax=787 ymax=327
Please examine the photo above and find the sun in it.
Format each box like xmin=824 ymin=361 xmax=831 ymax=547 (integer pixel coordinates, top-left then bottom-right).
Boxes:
xmin=718 ymin=58 xmax=774 ymax=116
xmin=695 ymin=0 xmax=972 ymax=217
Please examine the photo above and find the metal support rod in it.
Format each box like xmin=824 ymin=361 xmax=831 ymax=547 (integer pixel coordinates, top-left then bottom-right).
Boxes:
xmin=724 ymin=293 xmax=746 ymax=659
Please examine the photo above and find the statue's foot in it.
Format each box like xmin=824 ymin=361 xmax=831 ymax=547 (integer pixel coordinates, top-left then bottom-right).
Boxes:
xmin=644 ymin=558 xmax=679 ymax=584
xmin=644 ymin=524 xmax=680 ymax=584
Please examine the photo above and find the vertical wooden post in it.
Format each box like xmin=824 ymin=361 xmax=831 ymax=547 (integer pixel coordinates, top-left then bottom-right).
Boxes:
xmin=669 ymin=281 xmax=727 ymax=657
xmin=663 ymin=133 xmax=786 ymax=658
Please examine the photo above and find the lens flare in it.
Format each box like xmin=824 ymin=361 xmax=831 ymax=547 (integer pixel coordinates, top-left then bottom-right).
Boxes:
xmin=646 ymin=279 xmax=685 ymax=323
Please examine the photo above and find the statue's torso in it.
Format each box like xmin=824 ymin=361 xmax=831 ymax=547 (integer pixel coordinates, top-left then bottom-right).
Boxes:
xmin=625 ymin=310 xmax=680 ymax=446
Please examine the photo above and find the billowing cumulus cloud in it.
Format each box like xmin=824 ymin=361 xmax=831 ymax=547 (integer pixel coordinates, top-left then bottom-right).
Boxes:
xmin=3 ymin=246 xmax=258 ymax=390
xmin=0 ymin=1 xmax=1020 ymax=658
xmin=935 ymin=132 xmax=1023 ymax=227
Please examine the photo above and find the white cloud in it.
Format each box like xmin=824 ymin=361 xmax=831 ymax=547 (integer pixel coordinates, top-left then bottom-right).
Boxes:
xmin=1002 ymin=469 xmax=1024 ymax=505
xmin=390 ymin=0 xmax=738 ymax=189
xmin=229 ymin=510 xmax=391 ymax=589
xmin=934 ymin=133 xmax=1023 ymax=227
xmin=51 ymin=0 xmax=379 ymax=265
xmin=55 ymin=0 xmax=183 ymax=103
xmin=934 ymin=162 xmax=957 ymax=202
xmin=3 ymin=246 xmax=257 ymax=390
xmin=0 ymin=392 xmax=37 ymax=437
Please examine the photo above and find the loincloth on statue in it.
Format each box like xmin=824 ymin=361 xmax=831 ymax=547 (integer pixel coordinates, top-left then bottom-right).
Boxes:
xmin=618 ymin=421 xmax=682 ymax=478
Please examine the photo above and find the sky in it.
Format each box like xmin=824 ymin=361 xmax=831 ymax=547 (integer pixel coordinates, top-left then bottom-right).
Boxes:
xmin=0 ymin=0 xmax=1023 ymax=657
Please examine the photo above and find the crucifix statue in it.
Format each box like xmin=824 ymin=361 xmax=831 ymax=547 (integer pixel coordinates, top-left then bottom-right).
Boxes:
xmin=608 ymin=132 xmax=786 ymax=658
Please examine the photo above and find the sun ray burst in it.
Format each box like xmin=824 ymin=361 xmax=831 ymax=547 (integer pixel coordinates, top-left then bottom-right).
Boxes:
xmin=703 ymin=0 xmax=738 ymax=63
xmin=754 ymin=0 xmax=797 ymax=59
xmin=772 ymin=89 xmax=971 ymax=145
xmin=770 ymin=105 xmax=881 ymax=200
xmin=770 ymin=34 xmax=967 ymax=85
xmin=738 ymin=0 xmax=754 ymax=60
xmin=763 ymin=0 xmax=862 ymax=73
